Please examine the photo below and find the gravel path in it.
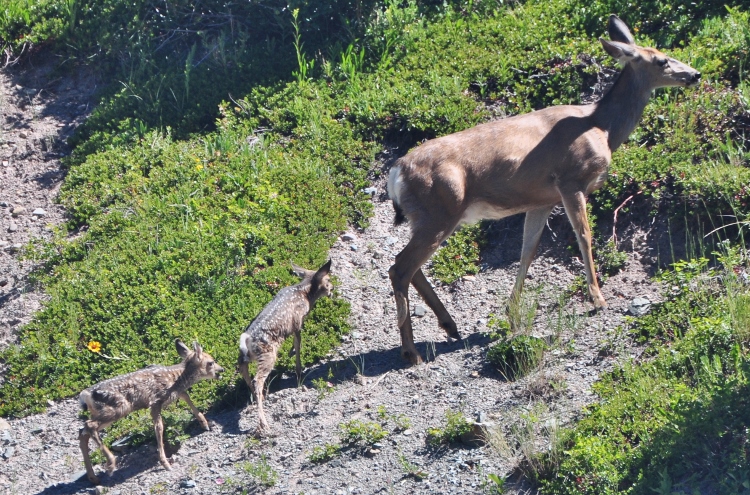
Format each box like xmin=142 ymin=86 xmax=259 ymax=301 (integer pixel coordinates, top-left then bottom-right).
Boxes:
xmin=0 ymin=56 xmax=663 ymax=495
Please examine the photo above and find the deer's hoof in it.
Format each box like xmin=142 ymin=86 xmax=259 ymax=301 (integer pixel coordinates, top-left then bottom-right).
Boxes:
xmin=401 ymin=349 xmax=424 ymax=365
xmin=160 ymin=459 xmax=173 ymax=471
xmin=105 ymin=461 xmax=116 ymax=474
xmin=87 ymin=475 xmax=101 ymax=485
xmin=441 ymin=320 xmax=460 ymax=340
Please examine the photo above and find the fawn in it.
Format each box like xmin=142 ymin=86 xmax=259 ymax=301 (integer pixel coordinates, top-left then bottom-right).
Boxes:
xmin=238 ymin=259 xmax=332 ymax=432
xmin=78 ymin=339 xmax=224 ymax=484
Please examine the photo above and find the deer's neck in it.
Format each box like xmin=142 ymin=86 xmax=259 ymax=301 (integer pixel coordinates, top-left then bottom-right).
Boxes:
xmin=172 ymin=363 xmax=199 ymax=391
xmin=593 ymin=64 xmax=653 ymax=151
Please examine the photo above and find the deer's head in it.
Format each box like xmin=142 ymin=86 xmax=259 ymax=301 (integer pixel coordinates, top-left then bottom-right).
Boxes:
xmin=176 ymin=339 xmax=224 ymax=380
xmin=600 ymin=15 xmax=701 ymax=89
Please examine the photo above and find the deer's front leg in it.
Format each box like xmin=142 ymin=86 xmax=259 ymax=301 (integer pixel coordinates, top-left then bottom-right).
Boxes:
xmin=179 ymin=392 xmax=209 ymax=430
xmin=561 ymin=191 xmax=607 ymax=309
xmin=293 ymin=330 xmax=302 ymax=384
xmin=150 ymin=406 xmax=171 ymax=470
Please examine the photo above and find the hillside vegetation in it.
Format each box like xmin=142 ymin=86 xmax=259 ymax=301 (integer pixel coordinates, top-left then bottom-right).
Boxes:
xmin=1 ymin=0 xmax=750 ymax=492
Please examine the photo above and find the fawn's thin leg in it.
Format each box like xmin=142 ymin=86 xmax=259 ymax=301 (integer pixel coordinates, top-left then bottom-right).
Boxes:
xmin=150 ymin=407 xmax=171 ymax=470
xmin=253 ymin=351 xmax=277 ymax=432
xmin=179 ymin=391 xmax=209 ymax=430
xmin=293 ymin=330 xmax=302 ymax=383
xmin=239 ymin=360 xmax=254 ymax=396
xmin=79 ymin=427 xmax=100 ymax=485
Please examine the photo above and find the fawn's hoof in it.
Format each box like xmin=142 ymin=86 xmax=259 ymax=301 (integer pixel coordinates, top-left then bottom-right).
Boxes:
xmin=105 ymin=461 xmax=116 ymax=474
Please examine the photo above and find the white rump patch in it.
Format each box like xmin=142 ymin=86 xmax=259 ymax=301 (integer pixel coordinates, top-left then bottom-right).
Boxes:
xmin=387 ymin=165 xmax=404 ymax=206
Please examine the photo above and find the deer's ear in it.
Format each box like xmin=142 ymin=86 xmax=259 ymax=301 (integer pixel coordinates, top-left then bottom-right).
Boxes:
xmin=175 ymin=339 xmax=190 ymax=358
xmin=291 ymin=262 xmax=313 ymax=279
xmin=312 ymin=259 xmax=332 ymax=285
xmin=192 ymin=341 xmax=203 ymax=357
xmin=608 ymin=14 xmax=635 ymax=45
xmin=600 ymin=38 xmax=639 ymax=63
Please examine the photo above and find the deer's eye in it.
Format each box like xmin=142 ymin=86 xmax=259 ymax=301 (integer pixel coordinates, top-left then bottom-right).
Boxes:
xmin=656 ymin=58 xmax=668 ymax=67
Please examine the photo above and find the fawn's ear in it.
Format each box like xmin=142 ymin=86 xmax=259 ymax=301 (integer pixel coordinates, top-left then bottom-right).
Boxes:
xmin=312 ymin=259 xmax=332 ymax=285
xmin=291 ymin=262 xmax=314 ymax=279
xmin=175 ymin=339 xmax=191 ymax=358
xmin=192 ymin=341 xmax=203 ymax=357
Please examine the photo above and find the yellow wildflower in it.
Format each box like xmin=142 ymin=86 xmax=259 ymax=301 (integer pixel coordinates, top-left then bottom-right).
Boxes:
xmin=87 ymin=341 xmax=102 ymax=353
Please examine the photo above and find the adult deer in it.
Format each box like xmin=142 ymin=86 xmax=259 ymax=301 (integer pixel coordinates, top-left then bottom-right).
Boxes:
xmin=387 ymin=15 xmax=700 ymax=364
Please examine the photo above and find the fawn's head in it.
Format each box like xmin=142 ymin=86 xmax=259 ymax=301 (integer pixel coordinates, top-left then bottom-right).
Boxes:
xmin=291 ymin=259 xmax=333 ymax=302
xmin=175 ymin=339 xmax=224 ymax=380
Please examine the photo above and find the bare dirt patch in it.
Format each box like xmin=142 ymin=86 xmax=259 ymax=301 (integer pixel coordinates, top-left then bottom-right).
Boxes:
xmin=0 ymin=53 xmax=97 ymax=349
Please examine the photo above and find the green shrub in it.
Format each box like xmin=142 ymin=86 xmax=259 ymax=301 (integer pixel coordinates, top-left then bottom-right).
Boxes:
xmin=487 ymin=335 xmax=547 ymax=380
xmin=426 ymin=409 xmax=475 ymax=445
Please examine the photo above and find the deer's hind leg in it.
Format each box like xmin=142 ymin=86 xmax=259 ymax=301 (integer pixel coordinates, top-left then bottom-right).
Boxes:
xmin=253 ymin=350 xmax=278 ymax=433
xmin=389 ymin=218 xmax=461 ymax=364
xmin=79 ymin=424 xmax=100 ymax=485
xmin=80 ymin=419 xmax=117 ymax=484
xmin=411 ymin=268 xmax=459 ymax=340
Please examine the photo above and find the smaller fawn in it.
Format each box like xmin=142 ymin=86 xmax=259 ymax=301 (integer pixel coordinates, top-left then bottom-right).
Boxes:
xmin=78 ymin=339 xmax=224 ymax=484
xmin=238 ymin=259 xmax=333 ymax=432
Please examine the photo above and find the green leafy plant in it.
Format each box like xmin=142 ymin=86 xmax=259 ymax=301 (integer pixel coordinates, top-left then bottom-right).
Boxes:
xmin=426 ymin=409 xmax=475 ymax=445
xmin=339 ymin=419 xmax=388 ymax=446
xmin=486 ymin=335 xmax=547 ymax=380
xmin=431 ymin=224 xmax=485 ymax=284
xmin=240 ymin=455 xmax=277 ymax=488
xmin=308 ymin=443 xmax=341 ymax=464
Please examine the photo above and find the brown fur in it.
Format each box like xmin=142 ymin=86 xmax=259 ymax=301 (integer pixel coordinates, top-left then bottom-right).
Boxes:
xmin=238 ymin=260 xmax=333 ymax=433
xmin=387 ymin=15 xmax=701 ymax=364
xmin=78 ymin=340 xmax=224 ymax=484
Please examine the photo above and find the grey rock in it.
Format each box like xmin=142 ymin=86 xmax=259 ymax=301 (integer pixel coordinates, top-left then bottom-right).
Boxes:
xmin=342 ymin=233 xmax=357 ymax=242
xmin=110 ymin=434 xmax=134 ymax=452
xmin=2 ymin=446 xmax=15 ymax=459
xmin=0 ymin=418 xmax=9 ymax=430
xmin=350 ymin=244 xmax=359 ymax=252
xmin=362 ymin=187 xmax=378 ymax=196
xmin=180 ymin=479 xmax=197 ymax=488
xmin=10 ymin=206 xmax=25 ymax=217
xmin=628 ymin=297 xmax=651 ymax=316
xmin=385 ymin=237 xmax=398 ymax=246
xmin=70 ymin=470 xmax=89 ymax=482
xmin=413 ymin=305 xmax=427 ymax=317
xmin=32 ymin=208 xmax=47 ymax=217
xmin=8 ymin=244 xmax=23 ymax=253
xmin=8 ymin=221 xmax=18 ymax=232
xmin=30 ymin=425 xmax=43 ymax=434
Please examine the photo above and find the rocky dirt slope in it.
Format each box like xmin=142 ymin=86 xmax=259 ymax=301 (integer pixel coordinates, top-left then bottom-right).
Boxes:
xmin=0 ymin=57 xmax=662 ymax=495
